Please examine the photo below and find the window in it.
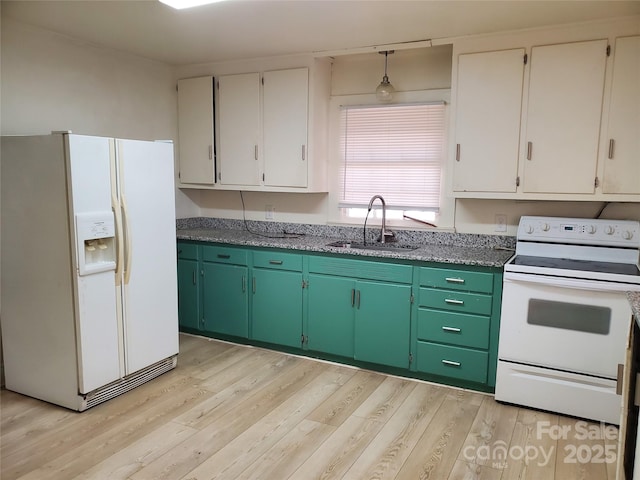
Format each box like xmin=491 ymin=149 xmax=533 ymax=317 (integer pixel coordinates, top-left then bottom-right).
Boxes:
xmin=339 ymin=102 xmax=446 ymax=222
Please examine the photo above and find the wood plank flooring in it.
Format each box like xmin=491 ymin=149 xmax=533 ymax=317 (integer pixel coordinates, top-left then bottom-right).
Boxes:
xmin=1 ymin=333 xmax=619 ymax=479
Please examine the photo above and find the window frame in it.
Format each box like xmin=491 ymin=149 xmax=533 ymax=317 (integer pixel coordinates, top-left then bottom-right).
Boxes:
xmin=326 ymin=89 xmax=454 ymax=230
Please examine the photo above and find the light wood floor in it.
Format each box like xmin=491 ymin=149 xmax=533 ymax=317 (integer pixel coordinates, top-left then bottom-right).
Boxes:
xmin=1 ymin=333 xmax=619 ymax=480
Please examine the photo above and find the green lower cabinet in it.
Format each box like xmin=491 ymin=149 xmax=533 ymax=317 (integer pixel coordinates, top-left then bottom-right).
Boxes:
xmin=354 ymin=280 xmax=411 ymax=369
xmin=307 ymin=274 xmax=355 ymax=358
xmin=202 ymin=262 xmax=249 ymax=338
xmin=177 ymin=258 xmax=200 ymax=331
xmin=177 ymin=242 xmax=201 ymax=332
xmin=251 ymin=268 xmax=303 ymax=348
xmin=416 ymin=341 xmax=488 ymax=384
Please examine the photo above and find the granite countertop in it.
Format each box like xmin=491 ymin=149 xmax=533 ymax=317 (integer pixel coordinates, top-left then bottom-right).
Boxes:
xmin=176 ymin=226 xmax=515 ymax=268
xmin=628 ymin=292 xmax=640 ymax=321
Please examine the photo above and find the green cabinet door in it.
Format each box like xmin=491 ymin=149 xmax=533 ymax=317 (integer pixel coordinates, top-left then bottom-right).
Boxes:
xmin=307 ymin=274 xmax=355 ymax=358
xmin=354 ymin=280 xmax=411 ymax=369
xmin=251 ymin=268 xmax=303 ymax=348
xmin=202 ymin=262 xmax=249 ymax=338
xmin=177 ymin=258 xmax=200 ymax=331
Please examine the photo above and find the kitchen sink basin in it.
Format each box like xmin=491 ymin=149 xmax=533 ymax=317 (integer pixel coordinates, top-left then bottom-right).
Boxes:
xmin=326 ymin=240 xmax=419 ymax=252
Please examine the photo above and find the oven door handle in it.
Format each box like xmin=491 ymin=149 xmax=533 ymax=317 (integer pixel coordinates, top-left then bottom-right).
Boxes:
xmin=503 ymin=271 xmax=637 ymax=293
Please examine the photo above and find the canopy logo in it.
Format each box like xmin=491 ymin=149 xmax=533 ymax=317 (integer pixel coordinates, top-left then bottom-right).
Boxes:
xmin=462 ymin=420 xmax=618 ymax=469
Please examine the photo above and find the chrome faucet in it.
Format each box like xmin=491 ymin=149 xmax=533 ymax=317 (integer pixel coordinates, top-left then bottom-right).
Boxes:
xmin=367 ymin=195 xmax=396 ymax=244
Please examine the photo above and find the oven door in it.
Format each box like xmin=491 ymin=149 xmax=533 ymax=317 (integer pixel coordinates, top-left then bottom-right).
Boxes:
xmin=499 ymin=272 xmax=632 ymax=378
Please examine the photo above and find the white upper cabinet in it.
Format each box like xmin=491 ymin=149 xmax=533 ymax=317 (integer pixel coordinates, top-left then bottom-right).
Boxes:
xmin=217 ymin=72 xmax=262 ymax=186
xmin=263 ymin=68 xmax=309 ymax=188
xmin=522 ymin=39 xmax=607 ymax=194
xmin=177 ymin=76 xmax=215 ymax=185
xmin=453 ymin=49 xmax=525 ymax=193
xmin=602 ymin=35 xmax=640 ymax=194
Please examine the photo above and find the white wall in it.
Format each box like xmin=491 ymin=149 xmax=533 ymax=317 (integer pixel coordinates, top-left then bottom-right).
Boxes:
xmin=0 ymin=17 xmax=197 ymax=218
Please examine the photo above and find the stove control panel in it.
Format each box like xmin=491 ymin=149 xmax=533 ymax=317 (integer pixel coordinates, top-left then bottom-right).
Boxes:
xmin=517 ymin=216 xmax=640 ymax=247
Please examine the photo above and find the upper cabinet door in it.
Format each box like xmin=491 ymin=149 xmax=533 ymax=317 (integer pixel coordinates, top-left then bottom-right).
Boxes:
xmin=218 ymin=73 xmax=261 ymax=186
xmin=453 ymin=49 xmax=525 ymax=193
xmin=177 ymin=76 xmax=215 ymax=185
xmin=602 ymin=36 xmax=640 ymax=195
xmin=263 ymin=68 xmax=309 ymax=188
xmin=523 ymin=40 xmax=607 ymax=194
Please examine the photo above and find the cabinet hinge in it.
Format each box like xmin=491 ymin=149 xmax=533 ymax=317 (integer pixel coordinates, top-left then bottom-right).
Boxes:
xmin=606 ymin=45 xmax=611 ymax=57
xmin=516 ymin=176 xmax=520 ymax=187
xmin=301 ymin=334 xmax=308 ymax=345
xmin=409 ymin=353 xmax=414 ymax=364
xmin=200 ymin=269 xmax=204 ymax=276
xmin=595 ymin=177 xmax=600 ymax=188
xmin=524 ymin=53 xmax=528 ymax=65
xmin=302 ymin=280 xmax=308 ymax=289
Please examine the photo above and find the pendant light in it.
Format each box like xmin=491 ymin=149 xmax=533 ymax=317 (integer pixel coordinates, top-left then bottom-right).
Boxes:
xmin=375 ymin=50 xmax=395 ymax=103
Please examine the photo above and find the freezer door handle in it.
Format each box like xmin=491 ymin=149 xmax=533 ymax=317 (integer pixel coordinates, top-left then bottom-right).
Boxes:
xmin=113 ymin=194 xmax=125 ymax=286
xmin=121 ymin=194 xmax=133 ymax=285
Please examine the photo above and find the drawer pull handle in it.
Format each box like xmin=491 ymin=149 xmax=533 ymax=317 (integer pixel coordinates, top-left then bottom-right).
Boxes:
xmin=442 ymin=326 xmax=461 ymax=333
xmin=217 ymin=254 xmax=231 ymax=259
xmin=269 ymin=260 xmax=283 ymax=265
xmin=445 ymin=298 xmax=464 ymax=305
xmin=445 ymin=277 xmax=465 ymax=284
xmin=442 ymin=359 xmax=461 ymax=367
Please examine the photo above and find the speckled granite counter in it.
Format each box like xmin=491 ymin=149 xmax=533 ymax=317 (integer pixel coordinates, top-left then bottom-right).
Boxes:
xmin=629 ymin=292 xmax=640 ymax=323
xmin=176 ymin=218 xmax=515 ymax=268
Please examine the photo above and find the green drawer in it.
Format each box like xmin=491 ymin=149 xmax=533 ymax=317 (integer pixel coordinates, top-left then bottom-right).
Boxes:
xmin=419 ymin=267 xmax=493 ymax=294
xmin=308 ymin=256 xmax=412 ymax=284
xmin=202 ymin=245 xmax=248 ymax=265
xmin=419 ymin=288 xmax=492 ymax=316
xmin=416 ymin=341 xmax=488 ymax=384
xmin=253 ymin=251 xmax=303 ymax=272
xmin=177 ymin=242 xmax=199 ymax=260
xmin=417 ymin=309 xmax=490 ymax=349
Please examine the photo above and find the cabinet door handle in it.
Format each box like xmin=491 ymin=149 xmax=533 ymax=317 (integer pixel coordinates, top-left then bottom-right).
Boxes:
xmin=445 ymin=298 xmax=464 ymax=305
xmin=455 ymin=143 xmax=460 ymax=162
xmin=526 ymin=141 xmax=532 ymax=160
xmin=608 ymin=139 xmax=615 ymax=159
xmin=442 ymin=359 xmax=461 ymax=367
xmin=351 ymin=288 xmax=355 ymax=307
xmin=356 ymin=290 xmax=361 ymax=309
xmin=269 ymin=260 xmax=283 ymax=265
xmin=252 ymin=277 xmax=256 ymax=294
xmin=442 ymin=326 xmax=461 ymax=333
xmin=217 ymin=254 xmax=230 ymax=259
xmin=242 ymin=275 xmax=246 ymax=293
xmin=254 ymin=145 xmax=258 ymax=160
xmin=208 ymin=145 xmax=213 ymax=160
xmin=445 ymin=277 xmax=465 ymax=284
xmin=302 ymin=145 xmax=306 ymax=161
xmin=192 ymin=271 xmax=196 ymax=285
xmin=616 ymin=363 xmax=624 ymax=395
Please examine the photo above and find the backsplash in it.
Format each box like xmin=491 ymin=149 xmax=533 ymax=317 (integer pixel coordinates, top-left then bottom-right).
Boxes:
xmin=176 ymin=217 xmax=516 ymax=250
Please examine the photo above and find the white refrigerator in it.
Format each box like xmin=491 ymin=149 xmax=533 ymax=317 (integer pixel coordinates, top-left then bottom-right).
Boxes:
xmin=1 ymin=133 xmax=179 ymax=411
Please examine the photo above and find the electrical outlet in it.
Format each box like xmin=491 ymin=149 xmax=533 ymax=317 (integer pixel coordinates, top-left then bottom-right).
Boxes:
xmin=495 ymin=214 xmax=507 ymax=232
xmin=265 ymin=205 xmax=275 ymax=220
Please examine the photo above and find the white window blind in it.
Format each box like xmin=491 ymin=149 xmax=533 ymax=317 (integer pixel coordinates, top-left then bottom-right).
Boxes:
xmin=339 ymin=102 xmax=445 ymax=211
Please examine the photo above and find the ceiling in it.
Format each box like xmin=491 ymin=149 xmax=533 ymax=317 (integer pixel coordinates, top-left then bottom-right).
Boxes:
xmin=2 ymin=0 xmax=640 ymax=66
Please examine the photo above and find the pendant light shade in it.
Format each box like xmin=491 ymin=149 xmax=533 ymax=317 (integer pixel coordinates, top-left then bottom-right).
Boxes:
xmin=376 ymin=51 xmax=395 ymax=102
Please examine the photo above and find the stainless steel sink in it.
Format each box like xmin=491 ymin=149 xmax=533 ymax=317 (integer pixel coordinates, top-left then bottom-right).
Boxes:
xmin=326 ymin=240 xmax=419 ymax=252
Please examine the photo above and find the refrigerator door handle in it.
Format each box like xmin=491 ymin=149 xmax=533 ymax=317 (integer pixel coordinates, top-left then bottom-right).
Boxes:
xmin=113 ymin=194 xmax=125 ymax=286
xmin=121 ymin=194 xmax=133 ymax=285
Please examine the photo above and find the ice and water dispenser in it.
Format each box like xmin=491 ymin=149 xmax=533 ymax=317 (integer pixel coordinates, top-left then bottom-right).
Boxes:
xmin=75 ymin=212 xmax=117 ymax=275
